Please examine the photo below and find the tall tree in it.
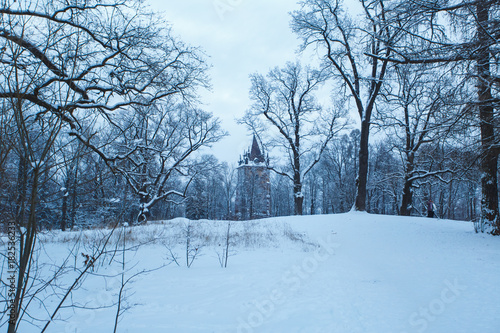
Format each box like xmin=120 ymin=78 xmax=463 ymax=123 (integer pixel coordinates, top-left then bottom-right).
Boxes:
xmin=221 ymin=162 xmax=236 ymax=219
xmin=367 ymin=141 xmax=401 ymax=215
xmin=241 ymin=61 xmax=345 ymax=215
xmin=112 ymin=103 xmax=224 ymax=223
xmin=0 ymin=0 xmax=214 ymax=330
xmin=0 ymin=0 xmax=210 ymax=187
xmin=291 ymin=0 xmax=401 ymax=211
xmin=377 ymin=64 xmax=458 ymax=215
xmin=376 ymin=0 xmax=500 ymax=233
xmin=318 ymin=130 xmax=359 ymax=213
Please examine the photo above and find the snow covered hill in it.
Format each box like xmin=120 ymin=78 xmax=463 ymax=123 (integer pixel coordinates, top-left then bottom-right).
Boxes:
xmin=19 ymin=213 xmax=500 ymax=333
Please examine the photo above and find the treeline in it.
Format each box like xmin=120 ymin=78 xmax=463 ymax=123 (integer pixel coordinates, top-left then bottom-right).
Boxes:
xmin=183 ymin=130 xmax=480 ymax=222
xmin=0 ymin=125 xmax=480 ymax=230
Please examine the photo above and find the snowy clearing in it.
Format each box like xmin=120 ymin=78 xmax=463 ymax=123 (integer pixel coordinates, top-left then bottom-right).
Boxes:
xmin=6 ymin=213 xmax=500 ymax=333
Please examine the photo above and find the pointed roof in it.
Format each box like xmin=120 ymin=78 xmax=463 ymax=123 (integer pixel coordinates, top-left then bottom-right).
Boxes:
xmin=249 ymin=135 xmax=265 ymax=163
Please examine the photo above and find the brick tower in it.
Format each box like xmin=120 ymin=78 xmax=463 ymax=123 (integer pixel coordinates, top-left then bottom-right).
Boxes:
xmin=235 ymin=135 xmax=271 ymax=220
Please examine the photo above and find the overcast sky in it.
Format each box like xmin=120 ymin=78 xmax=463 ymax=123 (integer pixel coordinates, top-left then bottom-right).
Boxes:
xmin=145 ymin=0 xmax=306 ymax=163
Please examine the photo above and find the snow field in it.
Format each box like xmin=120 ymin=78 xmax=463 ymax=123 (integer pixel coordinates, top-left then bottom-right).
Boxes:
xmin=5 ymin=213 xmax=500 ymax=333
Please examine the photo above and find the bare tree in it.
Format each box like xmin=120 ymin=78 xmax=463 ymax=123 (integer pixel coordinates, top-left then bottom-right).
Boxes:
xmin=319 ymin=130 xmax=360 ymax=213
xmin=0 ymin=0 xmax=212 ymax=200
xmin=241 ymin=61 xmax=345 ymax=215
xmin=270 ymin=173 xmax=294 ymax=217
xmin=111 ymin=103 xmax=225 ymax=223
xmin=0 ymin=101 xmax=18 ymax=224
xmin=372 ymin=0 xmax=500 ymax=233
xmin=57 ymin=137 xmax=89 ymax=231
xmin=291 ymin=0 xmax=402 ymax=211
xmin=185 ymin=155 xmax=228 ymax=221
xmin=377 ymin=64 xmax=459 ymax=215
xmin=0 ymin=0 xmax=215 ymax=331
xmin=367 ymin=141 xmax=401 ymax=215
xmin=0 ymin=102 xmax=13 ymax=176
xmin=221 ymin=162 xmax=236 ymax=219
xmin=217 ymin=222 xmax=232 ymax=268
xmin=4 ymin=99 xmax=62 ymax=333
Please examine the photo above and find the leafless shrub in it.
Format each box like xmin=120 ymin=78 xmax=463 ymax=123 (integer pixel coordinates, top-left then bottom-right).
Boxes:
xmin=217 ymin=222 xmax=233 ymax=268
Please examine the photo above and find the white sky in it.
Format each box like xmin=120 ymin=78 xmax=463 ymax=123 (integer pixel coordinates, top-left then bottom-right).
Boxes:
xmin=145 ymin=0 xmax=306 ymax=163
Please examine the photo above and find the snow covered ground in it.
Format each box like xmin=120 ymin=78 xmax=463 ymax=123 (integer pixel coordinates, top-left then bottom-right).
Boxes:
xmin=9 ymin=213 xmax=500 ymax=333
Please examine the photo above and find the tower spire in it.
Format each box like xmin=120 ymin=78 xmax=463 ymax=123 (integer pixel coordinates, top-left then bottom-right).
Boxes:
xmin=249 ymin=134 xmax=264 ymax=163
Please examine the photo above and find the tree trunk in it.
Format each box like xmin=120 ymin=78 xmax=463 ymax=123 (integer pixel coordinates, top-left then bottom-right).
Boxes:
xmin=355 ymin=119 xmax=370 ymax=211
xmin=60 ymin=175 xmax=71 ymax=231
xmin=309 ymin=178 xmax=316 ymax=215
xmin=294 ymin=193 xmax=304 ymax=215
xmin=477 ymin=1 xmax=499 ymax=233
xmin=400 ymin=155 xmax=415 ymax=216
xmin=61 ymin=192 xmax=68 ymax=231
xmin=9 ymin=167 xmax=40 ymax=333
xmin=137 ymin=184 xmax=150 ymax=224
xmin=293 ymin=175 xmax=303 ymax=216
xmin=447 ymin=180 xmax=455 ymax=220
xmin=400 ymin=179 xmax=413 ymax=216
xmin=69 ymin=166 xmax=78 ymax=230
xmin=15 ymin=154 xmax=28 ymax=226
xmin=438 ymin=190 xmax=445 ymax=218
